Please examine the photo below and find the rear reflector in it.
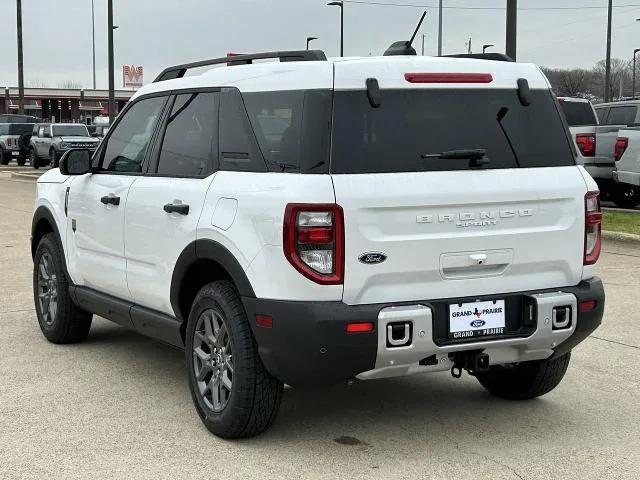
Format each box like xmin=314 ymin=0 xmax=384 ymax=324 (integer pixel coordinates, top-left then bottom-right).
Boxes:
xmin=404 ymin=73 xmax=493 ymax=84
xmin=579 ymin=300 xmax=597 ymax=313
xmin=346 ymin=322 xmax=375 ymax=333
xmin=255 ymin=314 xmax=273 ymax=329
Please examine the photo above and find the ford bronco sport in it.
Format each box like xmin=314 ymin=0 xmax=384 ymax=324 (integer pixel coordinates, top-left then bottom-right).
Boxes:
xmin=31 ymin=50 xmax=605 ymax=439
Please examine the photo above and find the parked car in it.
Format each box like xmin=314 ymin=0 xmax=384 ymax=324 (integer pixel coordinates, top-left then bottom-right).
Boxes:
xmin=0 ymin=113 xmax=40 ymax=124
xmin=31 ymin=50 xmax=604 ymax=439
xmin=0 ymin=123 xmax=34 ymax=165
xmin=29 ymin=123 xmax=100 ymax=169
xmin=610 ymin=130 xmax=640 ymax=207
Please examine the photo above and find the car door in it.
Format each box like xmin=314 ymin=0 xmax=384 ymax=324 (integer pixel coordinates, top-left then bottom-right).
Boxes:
xmin=125 ymin=90 xmax=219 ymax=315
xmin=35 ymin=126 xmax=45 ymax=156
xmin=66 ymin=94 xmax=168 ymax=300
xmin=40 ymin=125 xmax=53 ymax=156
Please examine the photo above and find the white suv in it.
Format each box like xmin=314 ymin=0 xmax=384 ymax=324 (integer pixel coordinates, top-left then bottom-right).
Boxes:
xmin=31 ymin=50 xmax=605 ymax=439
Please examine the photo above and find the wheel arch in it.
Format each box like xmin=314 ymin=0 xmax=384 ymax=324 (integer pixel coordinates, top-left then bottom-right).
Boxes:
xmin=171 ymin=239 xmax=255 ymax=327
xmin=31 ymin=206 xmax=70 ymax=280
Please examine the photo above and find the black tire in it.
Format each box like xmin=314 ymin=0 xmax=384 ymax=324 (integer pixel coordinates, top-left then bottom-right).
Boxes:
xmin=476 ymin=353 xmax=571 ymax=400
xmin=611 ymin=184 xmax=640 ymax=209
xmin=0 ymin=148 xmax=9 ymax=165
xmin=50 ymin=148 xmax=59 ymax=168
xmin=30 ymin=148 xmax=40 ymax=169
xmin=185 ymin=280 xmax=283 ymax=439
xmin=33 ymin=233 xmax=93 ymax=344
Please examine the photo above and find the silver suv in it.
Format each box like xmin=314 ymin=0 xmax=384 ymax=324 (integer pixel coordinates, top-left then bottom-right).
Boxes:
xmin=0 ymin=123 xmax=34 ymax=166
xmin=29 ymin=123 xmax=99 ymax=169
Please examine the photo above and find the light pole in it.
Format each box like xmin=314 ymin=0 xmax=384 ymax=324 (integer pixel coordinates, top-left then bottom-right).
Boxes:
xmin=483 ymin=44 xmax=494 ymax=53
xmin=108 ymin=0 xmax=115 ymax=124
xmin=633 ymin=48 xmax=640 ymax=100
xmin=605 ymin=0 xmax=613 ymax=101
xmin=506 ymin=0 xmax=517 ymax=60
xmin=437 ymin=0 xmax=443 ymax=56
xmin=327 ymin=1 xmax=344 ymax=57
xmin=92 ymin=0 xmax=96 ymax=89
xmin=422 ymin=34 xmax=426 ymax=55
xmin=16 ymin=0 xmax=24 ymax=115
xmin=306 ymin=36 xmax=318 ymax=50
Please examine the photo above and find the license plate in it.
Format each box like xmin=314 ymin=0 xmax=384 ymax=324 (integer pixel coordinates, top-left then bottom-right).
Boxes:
xmin=11 ymin=151 xmax=18 ymax=156
xmin=449 ymin=299 xmax=506 ymax=339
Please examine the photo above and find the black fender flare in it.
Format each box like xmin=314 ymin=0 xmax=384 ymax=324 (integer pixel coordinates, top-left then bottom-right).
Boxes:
xmin=170 ymin=239 xmax=256 ymax=320
xmin=31 ymin=205 xmax=71 ymax=281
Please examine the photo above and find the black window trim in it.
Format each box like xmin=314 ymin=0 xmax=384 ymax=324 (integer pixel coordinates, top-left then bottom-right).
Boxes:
xmin=90 ymin=91 xmax=171 ymax=176
xmin=146 ymin=87 xmax=221 ymax=179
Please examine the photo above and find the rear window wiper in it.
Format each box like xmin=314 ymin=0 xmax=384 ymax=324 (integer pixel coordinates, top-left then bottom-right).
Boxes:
xmin=421 ymin=148 xmax=490 ymax=168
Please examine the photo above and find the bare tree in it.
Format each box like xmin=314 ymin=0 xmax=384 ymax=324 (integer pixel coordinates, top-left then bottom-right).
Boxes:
xmin=57 ymin=80 xmax=84 ymax=89
xmin=26 ymin=79 xmax=50 ymax=88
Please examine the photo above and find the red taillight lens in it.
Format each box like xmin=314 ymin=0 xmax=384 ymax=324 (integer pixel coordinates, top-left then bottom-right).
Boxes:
xmin=346 ymin=322 xmax=374 ymax=333
xmin=283 ymin=204 xmax=344 ymax=285
xmin=584 ymin=191 xmax=602 ymax=265
xmin=579 ymin=300 xmax=597 ymax=313
xmin=404 ymin=73 xmax=493 ymax=84
xmin=614 ymin=137 xmax=628 ymax=161
xmin=576 ymin=133 xmax=596 ymax=157
xmin=255 ymin=314 xmax=273 ymax=329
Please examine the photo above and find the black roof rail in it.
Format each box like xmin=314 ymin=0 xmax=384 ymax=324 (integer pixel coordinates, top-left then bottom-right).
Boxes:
xmin=444 ymin=53 xmax=514 ymax=62
xmin=153 ymin=50 xmax=327 ymax=83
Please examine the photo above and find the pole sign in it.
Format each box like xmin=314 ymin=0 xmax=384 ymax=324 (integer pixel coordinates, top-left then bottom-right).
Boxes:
xmin=122 ymin=65 xmax=144 ymax=88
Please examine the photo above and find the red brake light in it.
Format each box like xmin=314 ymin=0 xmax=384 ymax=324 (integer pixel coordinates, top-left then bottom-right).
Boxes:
xmin=283 ymin=204 xmax=344 ymax=285
xmin=346 ymin=322 xmax=375 ymax=334
xmin=404 ymin=73 xmax=493 ymax=84
xmin=614 ymin=137 xmax=628 ymax=161
xmin=576 ymin=133 xmax=596 ymax=157
xmin=579 ymin=300 xmax=597 ymax=313
xmin=584 ymin=191 xmax=602 ymax=265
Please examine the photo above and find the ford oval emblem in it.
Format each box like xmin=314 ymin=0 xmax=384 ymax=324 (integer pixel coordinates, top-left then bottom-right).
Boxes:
xmin=359 ymin=252 xmax=387 ymax=265
xmin=470 ymin=319 xmax=486 ymax=328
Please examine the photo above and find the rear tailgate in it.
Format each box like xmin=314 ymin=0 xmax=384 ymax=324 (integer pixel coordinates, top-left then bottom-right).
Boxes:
xmin=331 ymin=57 xmax=588 ymax=305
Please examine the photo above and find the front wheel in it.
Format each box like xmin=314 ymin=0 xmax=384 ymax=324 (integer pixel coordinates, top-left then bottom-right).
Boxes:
xmin=476 ymin=353 xmax=571 ymax=400
xmin=185 ymin=281 xmax=283 ymax=439
xmin=33 ymin=233 xmax=93 ymax=343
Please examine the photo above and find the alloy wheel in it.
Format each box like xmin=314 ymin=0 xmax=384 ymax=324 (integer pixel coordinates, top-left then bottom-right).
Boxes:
xmin=192 ymin=308 xmax=234 ymax=412
xmin=36 ymin=252 xmax=58 ymax=326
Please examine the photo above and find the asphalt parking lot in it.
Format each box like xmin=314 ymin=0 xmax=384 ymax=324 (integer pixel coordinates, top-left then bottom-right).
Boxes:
xmin=0 ymin=174 xmax=639 ymax=480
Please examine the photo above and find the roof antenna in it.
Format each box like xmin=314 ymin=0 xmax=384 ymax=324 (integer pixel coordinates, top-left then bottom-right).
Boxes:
xmin=384 ymin=10 xmax=427 ymax=56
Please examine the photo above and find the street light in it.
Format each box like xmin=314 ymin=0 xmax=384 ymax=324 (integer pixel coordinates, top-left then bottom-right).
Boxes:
xmin=483 ymin=44 xmax=494 ymax=53
xmin=327 ymin=1 xmax=344 ymax=57
xmin=633 ymin=48 xmax=640 ymax=99
xmin=306 ymin=36 xmax=318 ymax=50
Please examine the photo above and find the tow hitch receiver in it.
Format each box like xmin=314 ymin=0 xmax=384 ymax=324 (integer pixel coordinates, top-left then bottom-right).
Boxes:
xmin=450 ymin=352 xmax=490 ymax=378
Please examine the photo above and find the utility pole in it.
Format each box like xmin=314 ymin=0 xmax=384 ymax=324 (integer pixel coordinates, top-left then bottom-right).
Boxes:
xmin=506 ymin=0 xmax=517 ymax=61
xmin=633 ymin=48 xmax=640 ymax=100
xmin=604 ymin=0 xmax=613 ymax=102
xmin=16 ymin=0 xmax=24 ymax=115
xmin=422 ymin=34 xmax=426 ymax=55
xmin=466 ymin=37 xmax=472 ymax=54
xmin=92 ymin=0 xmax=96 ymax=90
xmin=108 ymin=0 xmax=115 ymax=124
xmin=437 ymin=0 xmax=443 ymax=56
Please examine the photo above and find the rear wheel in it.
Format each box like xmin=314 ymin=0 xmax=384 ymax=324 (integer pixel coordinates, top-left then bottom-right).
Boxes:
xmin=185 ymin=281 xmax=283 ymax=438
xmin=476 ymin=353 xmax=571 ymax=400
xmin=611 ymin=183 xmax=640 ymax=209
xmin=33 ymin=233 xmax=93 ymax=343
xmin=30 ymin=148 xmax=40 ymax=169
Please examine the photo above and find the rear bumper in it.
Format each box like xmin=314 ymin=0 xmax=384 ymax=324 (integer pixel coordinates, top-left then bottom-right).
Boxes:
xmin=243 ymin=277 xmax=604 ymax=386
xmin=585 ymin=164 xmax=614 ymax=181
xmin=613 ymin=169 xmax=640 ymax=187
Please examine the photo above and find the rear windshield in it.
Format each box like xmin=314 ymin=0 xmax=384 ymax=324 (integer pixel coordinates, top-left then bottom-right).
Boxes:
xmin=330 ymin=89 xmax=575 ymax=174
xmin=52 ymin=125 xmax=89 ymax=137
xmin=559 ymin=100 xmax=597 ymax=126
xmin=7 ymin=123 xmax=33 ymax=135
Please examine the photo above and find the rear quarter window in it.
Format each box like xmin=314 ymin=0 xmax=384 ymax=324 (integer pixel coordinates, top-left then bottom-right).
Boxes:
xmin=330 ymin=88 xmax=575 ymax=174
xmin=605 ymin=106 xmax=637 ymax=126
xmin=559 ymin=100 xmax=597 ymax=126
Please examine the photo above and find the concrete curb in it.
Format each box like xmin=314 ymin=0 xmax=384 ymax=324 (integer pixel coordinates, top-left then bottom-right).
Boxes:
xmin=602 ymin=207 xmax=640 ymax=215
xmin=603 ymin=230 xmax=640 ymax=244
xmin=10 ymin=173 xmax=40 ymax=182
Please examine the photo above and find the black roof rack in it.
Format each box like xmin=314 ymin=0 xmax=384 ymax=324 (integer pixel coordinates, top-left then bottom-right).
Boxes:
xmin=444 ymin=53 xmax=514 ymax=62
xmin=153 ymin=50 xmax=327 ymax=83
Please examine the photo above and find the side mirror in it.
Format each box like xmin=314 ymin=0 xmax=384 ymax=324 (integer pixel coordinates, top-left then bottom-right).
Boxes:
xmin=59 ymin=149 xmax=92 ymax=175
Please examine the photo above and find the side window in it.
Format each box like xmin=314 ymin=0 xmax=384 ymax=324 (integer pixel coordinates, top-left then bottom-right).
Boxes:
xmin=99 ymin=96 xmax=166 ymax=173
xmin=156 ymin=92 xmax=218 ymax=177
xmin=218 ymin=88 xmax=266 ymax=172
xmin=606 ymin=106 xmax=637 ymax=126
xmin=595 ymin=107 xmax=607 ymax=124
xmin=38 ymin=126 xmax=45 ymax=137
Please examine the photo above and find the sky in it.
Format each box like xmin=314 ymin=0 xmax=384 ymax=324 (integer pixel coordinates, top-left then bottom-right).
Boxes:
xmin=2 ymin=0 xmax=640 ymax=89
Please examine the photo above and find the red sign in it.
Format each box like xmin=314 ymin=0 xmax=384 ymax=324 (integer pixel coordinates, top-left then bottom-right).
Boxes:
xmin=123 ymin=65 xmax=144 ymax=88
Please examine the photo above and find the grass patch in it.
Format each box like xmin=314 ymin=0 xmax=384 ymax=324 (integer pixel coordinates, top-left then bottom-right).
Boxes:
xmin=602 ymin=211 xmax=640 ymax=235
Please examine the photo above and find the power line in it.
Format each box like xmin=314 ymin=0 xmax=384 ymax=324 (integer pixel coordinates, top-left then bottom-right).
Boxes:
xmin=341 ymin=0 xmax=640 ymax=11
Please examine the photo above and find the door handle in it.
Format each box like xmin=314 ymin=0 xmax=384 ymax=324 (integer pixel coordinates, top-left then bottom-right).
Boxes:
xmin=100 ymin=195 xmax=120 ymax=206
xmin=164 ymin=203 xmax=190 ymax=215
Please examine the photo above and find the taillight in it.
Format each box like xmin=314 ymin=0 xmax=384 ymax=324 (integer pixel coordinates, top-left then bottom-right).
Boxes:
xmin=576 ymin=133 xmax=596 ymax=157
xmin=283 ymin=204 xmax=344 ymax=285
xmin=614 ymin=137 xmax=628 ymax=161
xmin=584 ymin=191 xmax=602 ymax=265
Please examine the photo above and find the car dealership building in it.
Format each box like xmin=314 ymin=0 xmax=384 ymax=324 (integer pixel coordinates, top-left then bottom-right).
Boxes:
xmin=1 ymin=87 xmax=134 ymax=124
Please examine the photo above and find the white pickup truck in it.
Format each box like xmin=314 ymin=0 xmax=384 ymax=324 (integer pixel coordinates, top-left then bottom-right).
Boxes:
xmin=612 ymin=129 xmax=640 ymax=207
xmin=558 ymin=97 xmax=632 ymax=207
